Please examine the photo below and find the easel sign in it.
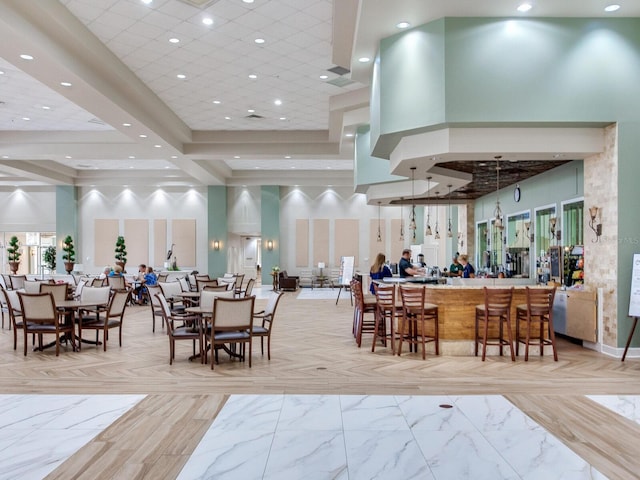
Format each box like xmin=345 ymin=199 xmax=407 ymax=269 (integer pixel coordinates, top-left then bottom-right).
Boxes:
xmin=622 ymin=253 xmax=640 ymax=361
xmin=336 ymin=256 xmax=354 ymax=304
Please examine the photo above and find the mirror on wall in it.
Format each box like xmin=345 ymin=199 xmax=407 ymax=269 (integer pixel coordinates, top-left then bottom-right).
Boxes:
xmin=506 ymin=211 xmax=531 ymax=278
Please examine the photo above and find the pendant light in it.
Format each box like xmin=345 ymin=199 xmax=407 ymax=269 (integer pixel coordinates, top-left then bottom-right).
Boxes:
xmin=425 ymin=176 xmax=433 ymax=236
xmin=494 ymin=155 xmax=504 ymax=230
xmin=408 ymin=167 xmax=417 ymax=241
xmin=447 ymin=184 xmax=453 ymax=238
xmin=434 ymin=191 xmax=441 ymax=240
xmin=399 ymin=197 xmax=405 ymax=241
xmin=376 ymin=201 xmax=382 ymax=242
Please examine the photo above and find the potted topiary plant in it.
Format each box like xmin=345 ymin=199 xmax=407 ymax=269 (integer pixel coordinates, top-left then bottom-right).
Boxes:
xmin=6 ymin=235 xmax=21 ymax=274
xmin=43 ymin=245 xmax=56 ymax=272
xmin=114 ymin=236 xmax=127 ymax=271
xmin=62 ymin=235 xmax=76 ymax=274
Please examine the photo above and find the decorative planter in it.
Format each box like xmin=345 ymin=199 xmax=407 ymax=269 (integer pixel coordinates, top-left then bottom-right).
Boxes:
xmin=64 ymin=261 xmax=75 ymax=274
xmin=8 ymin=261 xmax=20 ymax=274
xmin=115 ymin=261 xmax=126 ymax=272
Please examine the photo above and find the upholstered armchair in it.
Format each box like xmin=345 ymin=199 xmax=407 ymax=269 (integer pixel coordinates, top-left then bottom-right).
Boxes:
xmin=278 ymin=271 xmax=299 ymax=291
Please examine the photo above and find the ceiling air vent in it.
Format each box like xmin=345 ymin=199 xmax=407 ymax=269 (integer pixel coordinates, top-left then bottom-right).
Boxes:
xmin=245 ymin=114 xmax=265 ymax=119
xmin=177 ymin=0 xmax=221 ymax=7
xmin=327 ymin=65 xmax=350 ymax=76
xmin=327 ymin=77 xmax=354 ymax=88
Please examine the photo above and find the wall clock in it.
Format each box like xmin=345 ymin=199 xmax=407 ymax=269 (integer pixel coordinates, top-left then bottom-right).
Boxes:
xmin=514 ymin=184 xmax=521 ymax=202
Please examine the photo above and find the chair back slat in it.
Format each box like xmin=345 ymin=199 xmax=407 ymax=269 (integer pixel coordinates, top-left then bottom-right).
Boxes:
xmin=526 ymin=287 xmax=556 ymax=311
xmin=375 ymin=284 xmax=396 ymax=309
xmin=483 ymin=287 xmax=514 ymax=312
xmin=399 ymin=286 xmax=425 ymax=310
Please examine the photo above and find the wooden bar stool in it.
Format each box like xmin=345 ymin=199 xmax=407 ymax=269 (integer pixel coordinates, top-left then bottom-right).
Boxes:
xmin=475 ymin=287 xmax=515 ymax=361
xmin=372 ymin=283 xmax=402 ymax=354
xmin=516 ymin=286 xmax=558 ymax=361
xmin=398 ymin=285 xmax=439 ymax=359
xmin=351 ymin=279 xmax=377 ymax=348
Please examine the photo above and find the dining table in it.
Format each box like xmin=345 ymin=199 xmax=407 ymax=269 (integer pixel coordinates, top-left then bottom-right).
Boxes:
xmin=53 ymin=298 xmax=110 ymax=350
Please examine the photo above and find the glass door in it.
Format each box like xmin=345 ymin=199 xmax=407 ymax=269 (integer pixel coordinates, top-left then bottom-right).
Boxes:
xmin=506 ymin=211 xmax=531 ymax=277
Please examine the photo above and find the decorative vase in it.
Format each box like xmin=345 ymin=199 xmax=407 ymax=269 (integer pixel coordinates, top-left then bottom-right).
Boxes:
xmin=115 ymin=261 xmax=126 ymax=272
xmin=64 ymin=261 xmax=75 ymax=274
xmin=8 ymin=261 xmax=20 ymax=274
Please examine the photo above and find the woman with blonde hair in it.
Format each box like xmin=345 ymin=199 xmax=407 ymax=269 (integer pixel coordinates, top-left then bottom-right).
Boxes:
xmin=369 ymin=253 xmax=393 ymax=294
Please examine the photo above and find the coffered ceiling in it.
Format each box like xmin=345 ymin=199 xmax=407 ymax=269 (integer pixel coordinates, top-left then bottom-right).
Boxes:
xmin=0 ymin=0 xmax=637 ymax=190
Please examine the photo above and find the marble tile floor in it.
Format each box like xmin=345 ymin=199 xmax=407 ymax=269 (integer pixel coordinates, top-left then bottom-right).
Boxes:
xmin=0 ymin=394 xmax=144 ymax=480
xmin=4 ymin=394 xmax=639 ymax=479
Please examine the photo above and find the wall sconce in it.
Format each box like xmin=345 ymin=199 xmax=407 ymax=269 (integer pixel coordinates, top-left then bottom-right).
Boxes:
xmin=549 ymin=216 xmax=557 ymax=238
xmin=213 ymin=240 xmax=220 ymax=251
xmin=589 ymin=206 xmax=602 ymax=242
xmin=267 ymin=240 xmax=274 ymax=251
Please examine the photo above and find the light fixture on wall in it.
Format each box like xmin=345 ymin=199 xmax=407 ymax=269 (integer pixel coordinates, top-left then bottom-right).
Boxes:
xmin=408 ymin=167 xmax=417 ymax=241
xmin=447 ymin=184 xmax=453 ymax=238
xmin=425 ymin=176 xmax=433 ymax=236
xmin=549 ymin=216 xmax=557 ymax=238
xmin=434 ymin=191 xmax=441 ymax=240
xmin=213 ymin=240 xmax=220 ymax=251
xmin=318 ymin=262 xmax=325 ymax=277
xmin=493 ymin=156 xmax=504 ymax=230
xmin=376 ymin=201 xmax=382 ymax=242
xmin=588 ymin=206 xmax=602 ymax=242
xmin=267 ymin=239 xmax=274 ymax=251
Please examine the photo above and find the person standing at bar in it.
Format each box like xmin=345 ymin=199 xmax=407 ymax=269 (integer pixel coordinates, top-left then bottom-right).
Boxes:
xmin=458 ymin=254 xmax=476 ymax=278
xmin=399 ymin=249 xmax=422 ymax=278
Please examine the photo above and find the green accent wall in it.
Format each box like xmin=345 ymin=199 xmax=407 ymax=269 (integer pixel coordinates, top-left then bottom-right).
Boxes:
xmin=355 ymin=125 xmax=404 ymax=191
xmin=261 ymin=186 xmax=280 ymax=286
xmin=207 ymin=186 xmax=227 ymax=277
xmin=55 ymin=186 xmax=77 ymax=274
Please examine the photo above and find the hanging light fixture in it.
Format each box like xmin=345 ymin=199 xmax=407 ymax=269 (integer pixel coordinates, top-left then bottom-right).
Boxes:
xmin=425 ymin=176 xmax=433 ymax=236
xmin=399 ymin=197 xmax=405 ymax=241
xmin=376 ymin=201 xmax=382 ymax=242
xmin=447 ymin=184 xmax=453 ymax=238
xmin=434 ymin=191 xmax=441 ymax=240
xmin=408 ymin=167 xmax=417 ymax=241
xmin=493 ymin=155 xmax=504 ymax=230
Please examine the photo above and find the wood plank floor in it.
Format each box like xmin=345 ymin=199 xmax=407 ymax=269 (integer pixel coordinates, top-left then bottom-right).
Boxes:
xmin=1 ymin=290 xmax=639 ymax=479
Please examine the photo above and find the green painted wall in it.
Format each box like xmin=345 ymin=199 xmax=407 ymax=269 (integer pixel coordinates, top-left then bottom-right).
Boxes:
xmin=55 ymin=186 xmax=77 ymax=274
xmin=207 ymin=186 xmax=227 ymax=277
xmin=355 ymin=125 xmax=404 ymax=191
xmin=261 ymin=186 xmax=280 ymax=286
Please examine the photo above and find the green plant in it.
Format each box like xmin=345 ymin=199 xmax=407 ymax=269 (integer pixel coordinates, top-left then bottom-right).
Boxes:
xmin=62 ymin=235 xmax=76 ymax=263
xmin=43 ymin=246 xmax=56 ymax=270
xmin=7 ymin=236 xmax=21 ymax=262
xmin=115 ymin=236 xmax=127 ymax=263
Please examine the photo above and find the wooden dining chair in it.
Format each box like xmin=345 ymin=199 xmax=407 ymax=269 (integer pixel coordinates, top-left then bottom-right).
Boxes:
xmin=40 ymin=283 xmax=69 ymax=302
xmin=91 ymin=277 xmax=106 ymax=287
xmin=78 ymin=289 xmax=130 ymax=351
xmin=398 ymin=285 xmax=439 ymax=360
xmin=241 ymin=278 xmax=255 ymax=298
xmin=196 ymin=279 xmax=218 ymax=291
xmin=156 ymin=293 xmax=202 ymax=365
xmin=2 ymin=288 xmax=23 ymax=348
xmin=251 ymin=290 xmax=284 ymax=360
xmin=205 ymin=296 xmax=255 ymax=369
xmin=18 ymin=292 xmax=74 ymax=356
xmin=107 ymin=275 xmax=127 ymax=291
xmin=516 ymin=286 xmax=558 ymax=361
xmin=372 ymin=283 xmax=401 ymax=354
xmin=9 ymin=275 xmax=27 ymax=290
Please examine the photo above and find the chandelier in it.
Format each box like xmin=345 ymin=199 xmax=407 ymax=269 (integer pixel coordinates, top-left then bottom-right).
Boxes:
xmin=425 ymin=176 xmax=433 ymax=236
xmin=493 ymin=155 xmax=504 ymax=230
xmin=399 ymin=198 xmax=405 ymax=241
xmin=434 ymin=191 xmax=441 ymax=240
xmin=447 ymin=184 xmax=453 ymax=238
xmin=408 ymin=167 xmax=417 ymax=241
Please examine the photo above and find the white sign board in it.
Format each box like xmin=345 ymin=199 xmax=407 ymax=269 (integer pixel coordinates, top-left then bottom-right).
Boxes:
xmin=628 ymin=254 xmax=640 ymax=317
xmin=338 ymin=256 xmax=354 ymax=286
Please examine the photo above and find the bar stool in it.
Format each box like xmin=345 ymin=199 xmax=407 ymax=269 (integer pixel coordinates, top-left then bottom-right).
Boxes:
xmin=516 ymin=286 xmax=558 ymax=361
xmin=351 ymin=279 xmax=377 ymax=348
xmin=372 ymin=283 xmax=402 ymax=354
xmin=398 ymin=285 xmax=439 ymax=359
xmin=475 ymin=287 xmax=515 ymax=361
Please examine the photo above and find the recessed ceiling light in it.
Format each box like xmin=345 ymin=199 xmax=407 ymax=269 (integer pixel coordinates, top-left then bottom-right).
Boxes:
xmin=141 ymin=0 xmax=152 ymax=4
xmin=225 ymin=116 xmax=231 ymax=120
xmin=326 ymin=167 xmax=332 ymax=169
xmin=290 ymin=166 xmax=295 ymax=169
xmin=171 ymin=155 xmax=178 ymax=159
xmin=396 ymin=21 xmax=410 ymax=29
xmin=285 ymin=156 xmax=291 ymax=159
xmin=254 ymin=38 xmax=265 ymax=44
xmin=165 ymin=166 xmax=170 ymax=169
xmin=154 ymin=144 xmax=162 ymax=148
xmin=212 ymin=100 xmax=221 ymax=104
xmin=129 ymin=166 xmax=134 ymax=169
xmin=242 ymin=0 xmax=254 ymax=3
xmin=279 ymin=117 xmax=287 ymax=120
xmin=122 ymin=123 xmax=131 ymax=127
xmin=65 ymin=155 xmax=72 ymax=159
xmin=248 ymin=74 xmax=257 ymax=79
xmin=202 ymin=17 xmax=213 ymax=26
xmin=176 ymin=74 xmax=186 ymax=79
xmin=139 ymin=134 xmax=147 ymax=138
xmin=60 ymin=82 xmax=72 ymax=87
xmin=274 ymin=99 xmax=282 ymax=106
xmin=517 ymin=3 xmax=532 ymax=12
xmin=0 ymin=70 xmax=4 ymax=75
xmin=234 ymin=155 xmax=240 ymax=159
xmin=358 ymin=57 xmax=371 ymax=63
xmin=2 ymin=156 xmax=9 ymax=159
xmin=22 ymin=117 xmax=30 ymax=121
xmin=20 ymin=54 xmax=34 ymax=60
xmin=248 ymin=109 xmax=255 ymax=113
xmin=319 ymin=74 xmax=328 ymax=80
xmin=604 ymin=4 xmax=621 ymax=12
xmin=129 ymin=156 xmax=135 ymax=159
xmin=42 ymin=106 xmax=51 ymax=110
xmin=169 ymin=38 xmax=180 ymax=43
xmin=254 ymin=166 xmax=260 ymax=169
xmin=345 ymin=133 xmax=354 ymax=137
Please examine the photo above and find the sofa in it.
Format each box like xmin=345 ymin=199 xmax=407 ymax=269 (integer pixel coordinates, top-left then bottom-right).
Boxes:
xmin=278 ymin=271 xmax=299 ymax=291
